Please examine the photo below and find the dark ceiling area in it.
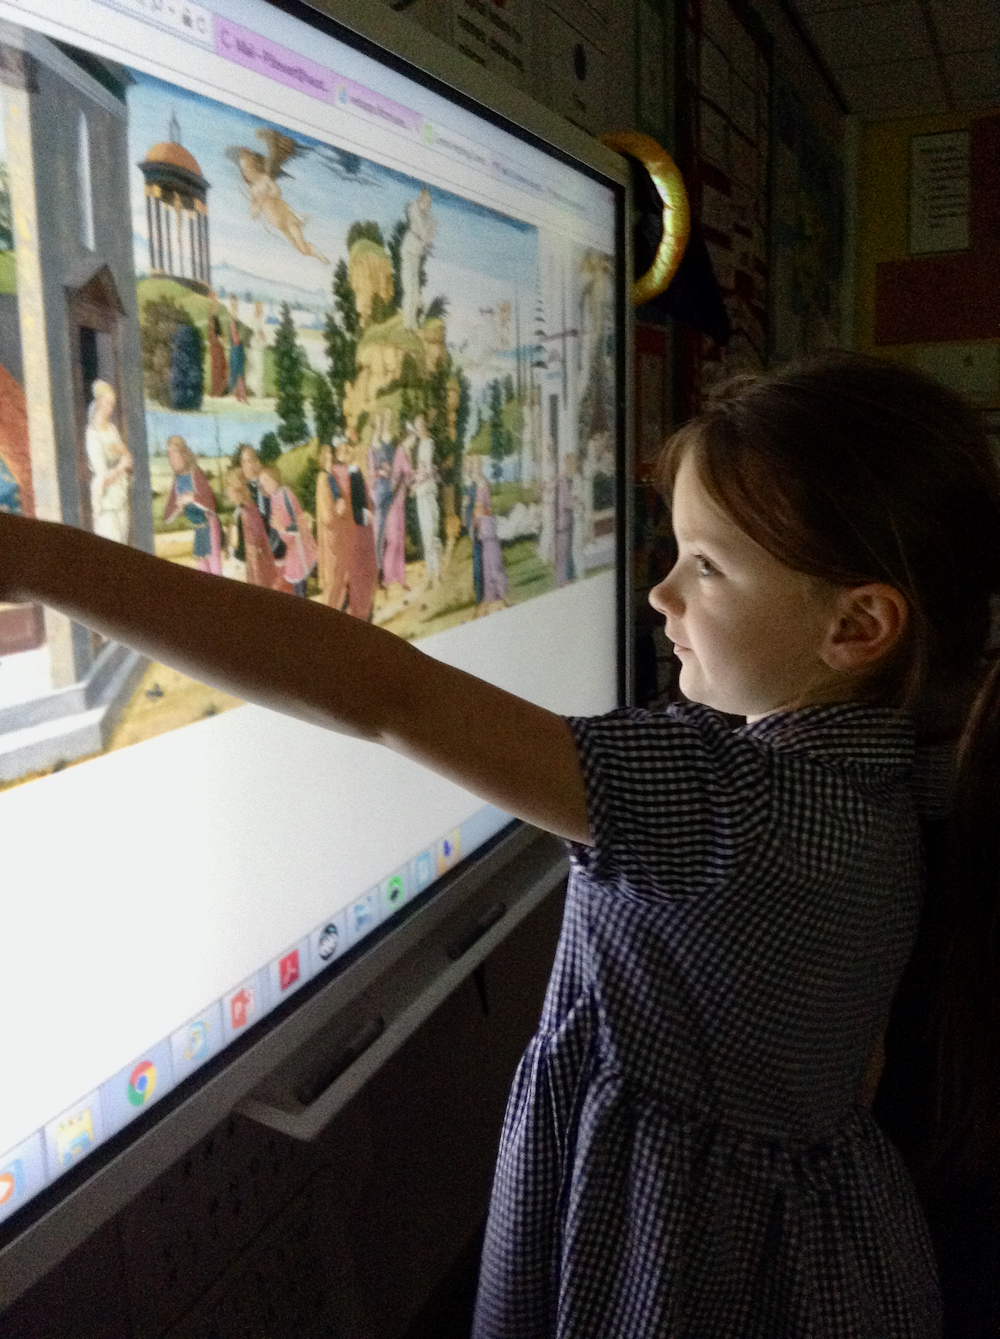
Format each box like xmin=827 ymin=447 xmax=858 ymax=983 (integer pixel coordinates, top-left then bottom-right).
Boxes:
xmin=786 ymin=0 xmax=999 ymax=118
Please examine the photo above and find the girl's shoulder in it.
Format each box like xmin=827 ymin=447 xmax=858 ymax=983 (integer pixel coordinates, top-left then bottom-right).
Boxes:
xmin=564 ymin=702 xmax=916 ymax=897
xmin=569 ymin=700 xmax=915 ymax=789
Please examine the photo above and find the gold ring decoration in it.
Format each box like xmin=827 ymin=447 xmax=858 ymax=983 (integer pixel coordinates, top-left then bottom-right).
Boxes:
xmin=600 ymin=131 xmax=690 ymax=308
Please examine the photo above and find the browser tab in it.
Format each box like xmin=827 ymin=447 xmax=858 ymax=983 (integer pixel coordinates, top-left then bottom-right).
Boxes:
xmin=215 ymin=16 xmax=336 ymax=100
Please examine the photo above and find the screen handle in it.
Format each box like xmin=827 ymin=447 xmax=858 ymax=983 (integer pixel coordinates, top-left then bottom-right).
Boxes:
xmin=600 ymin=131 xmax=690 ymax=307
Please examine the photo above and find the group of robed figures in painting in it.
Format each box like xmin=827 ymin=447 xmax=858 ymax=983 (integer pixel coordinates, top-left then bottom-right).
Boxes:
xmin=151 ymin=406 xmax=509 ymax=623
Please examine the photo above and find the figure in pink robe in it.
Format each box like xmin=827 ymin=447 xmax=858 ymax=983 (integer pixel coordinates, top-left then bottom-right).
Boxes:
xmin=381 ymin=436 xmax=414 ymax=590
xmin=259 ymin=467 xmax=318 ymax=596
xmin=164 ymin=435 xmax=222 ymax=575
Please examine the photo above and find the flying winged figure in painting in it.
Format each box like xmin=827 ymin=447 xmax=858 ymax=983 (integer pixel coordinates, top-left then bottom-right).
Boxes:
xmin=226 ymin=127 xmax=330 ymax=264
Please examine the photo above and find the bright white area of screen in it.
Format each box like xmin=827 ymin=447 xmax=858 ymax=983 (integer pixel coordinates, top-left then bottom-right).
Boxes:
xmin=1 ymin=572 xmax=616 ymax=1155
xmin=1 ymin=0 xmax=614 ymax=252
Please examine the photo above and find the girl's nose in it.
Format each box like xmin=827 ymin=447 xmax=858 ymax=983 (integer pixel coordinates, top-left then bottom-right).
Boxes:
xmin=649 ymin=573 xmax=680 ymax=617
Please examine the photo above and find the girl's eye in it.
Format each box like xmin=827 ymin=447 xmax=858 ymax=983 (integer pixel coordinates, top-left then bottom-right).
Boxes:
xmin=695 ymin=555 xmax=718 ymax=577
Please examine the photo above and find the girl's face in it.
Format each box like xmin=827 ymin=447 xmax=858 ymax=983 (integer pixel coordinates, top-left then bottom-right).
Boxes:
xmin=650 ymin=453 xmax=843 ymax=719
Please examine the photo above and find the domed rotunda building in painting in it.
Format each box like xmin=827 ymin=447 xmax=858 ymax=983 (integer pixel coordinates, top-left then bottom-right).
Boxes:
xmin=138 ymin=113 xmax=211 ymax=292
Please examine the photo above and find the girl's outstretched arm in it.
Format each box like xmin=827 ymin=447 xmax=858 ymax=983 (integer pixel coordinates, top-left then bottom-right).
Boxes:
xmin=0 ymin=515 xmax=591 ymax=843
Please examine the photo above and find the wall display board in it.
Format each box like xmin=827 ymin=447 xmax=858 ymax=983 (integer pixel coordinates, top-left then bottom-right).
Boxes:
xmin=677 ymin=0 xmax=771 ymax=414
xmin=0 ymin=0 xmax=628 ymax=1304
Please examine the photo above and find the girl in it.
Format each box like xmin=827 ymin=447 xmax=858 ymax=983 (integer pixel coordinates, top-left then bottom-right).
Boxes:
xmin=1 ymin=353 xmax=998 ymax=1336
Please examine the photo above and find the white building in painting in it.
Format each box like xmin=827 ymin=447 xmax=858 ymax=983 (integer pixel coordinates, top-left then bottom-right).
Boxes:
xmin=0 ymin=22 xmax=149 ymax=779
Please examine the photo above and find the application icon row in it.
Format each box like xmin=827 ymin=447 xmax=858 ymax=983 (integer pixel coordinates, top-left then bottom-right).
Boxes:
xmin=0 ymin=820 xmax=482 ymax=1228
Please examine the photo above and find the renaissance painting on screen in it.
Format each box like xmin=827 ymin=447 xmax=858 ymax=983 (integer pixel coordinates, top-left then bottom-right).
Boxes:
xmin=0 ymin=27 xmax=616 ymax=787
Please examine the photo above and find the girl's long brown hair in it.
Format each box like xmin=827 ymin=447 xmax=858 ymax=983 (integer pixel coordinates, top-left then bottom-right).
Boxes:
xmin=660 ymin=353 xmax=1000 ymax=1174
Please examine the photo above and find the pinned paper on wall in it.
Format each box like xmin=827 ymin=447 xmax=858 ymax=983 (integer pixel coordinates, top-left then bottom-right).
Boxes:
xmin=909 ymin=131 xmax=970 ymax=255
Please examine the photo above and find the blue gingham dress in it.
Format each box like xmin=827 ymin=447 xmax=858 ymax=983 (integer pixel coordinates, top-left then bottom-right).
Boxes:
xmin=473 ymin=702 xmax=941 ymax=1338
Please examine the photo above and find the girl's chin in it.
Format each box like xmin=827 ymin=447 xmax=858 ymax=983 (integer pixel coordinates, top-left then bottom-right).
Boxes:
xmin=678 ymin=670 xmax=739 ymax=714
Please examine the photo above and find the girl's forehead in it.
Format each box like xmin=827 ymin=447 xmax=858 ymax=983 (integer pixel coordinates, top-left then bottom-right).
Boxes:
xmin=672 ymin=455 xmax=740 ymax=541
xmin=672 ymin=454 xmax=786 ymax=572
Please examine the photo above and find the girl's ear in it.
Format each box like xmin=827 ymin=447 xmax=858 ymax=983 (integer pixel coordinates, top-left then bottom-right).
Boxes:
xmin=820 ymin=583 xmax=909 ymax=676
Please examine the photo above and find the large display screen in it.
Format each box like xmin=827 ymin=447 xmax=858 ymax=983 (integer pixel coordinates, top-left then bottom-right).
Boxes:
xmin=0 ymin=0 xmax=622 ymax=1233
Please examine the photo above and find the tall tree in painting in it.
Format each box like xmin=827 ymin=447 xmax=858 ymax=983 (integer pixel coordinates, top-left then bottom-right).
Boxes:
xmin=323 ymin=260 xmax=360 ymax=434
xmin=312 ymin=372 xmax=337 ymax=446
xmin=273 ymin=302 xmax=308 ymax=446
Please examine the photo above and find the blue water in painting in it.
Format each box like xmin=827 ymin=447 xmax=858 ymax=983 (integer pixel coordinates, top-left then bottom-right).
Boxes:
xmin=145 ymin=408 xmax=313 ymax=458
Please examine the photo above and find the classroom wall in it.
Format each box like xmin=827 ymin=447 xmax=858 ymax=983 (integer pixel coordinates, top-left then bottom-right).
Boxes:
xmin=853 ymin=108 xmax=1000 ymax=432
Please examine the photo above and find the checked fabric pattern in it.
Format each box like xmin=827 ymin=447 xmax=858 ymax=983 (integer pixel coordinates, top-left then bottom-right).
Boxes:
xmin=473 ymin=702 xmax=941 ymax=1339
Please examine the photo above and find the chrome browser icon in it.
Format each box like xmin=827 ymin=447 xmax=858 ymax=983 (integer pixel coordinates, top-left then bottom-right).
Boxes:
xmin=127 ymin=1060 xmax=157 ymax=1107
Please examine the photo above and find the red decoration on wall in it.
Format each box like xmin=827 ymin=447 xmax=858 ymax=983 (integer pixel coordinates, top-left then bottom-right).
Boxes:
xmin=875 ymin=114 xmax=1000 ymax=345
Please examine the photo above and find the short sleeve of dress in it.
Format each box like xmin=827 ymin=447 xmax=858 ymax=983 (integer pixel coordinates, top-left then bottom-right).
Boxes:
xmin=564 ymin=704 xmax=769 ymax=898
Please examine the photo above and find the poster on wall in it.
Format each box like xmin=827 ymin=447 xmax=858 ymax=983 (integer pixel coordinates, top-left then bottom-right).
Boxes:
xmin=909 ymin=131 xmax=970 ymax=255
